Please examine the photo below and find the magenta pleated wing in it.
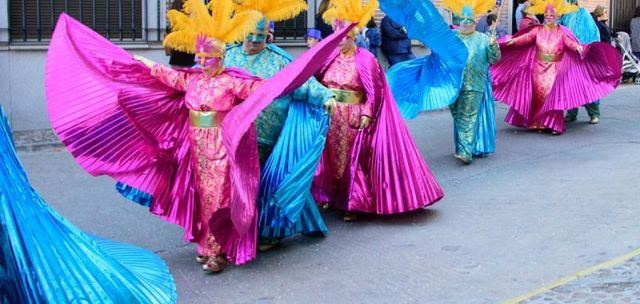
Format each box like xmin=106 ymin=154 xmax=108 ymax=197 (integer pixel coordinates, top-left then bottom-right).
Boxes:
xmin=46 ymin=13 xmax=201 ymax=241
xmin=314 ymin=49 xmax=444 ymax=214
xmin=491 ymin=25 xmax=622 ymax=118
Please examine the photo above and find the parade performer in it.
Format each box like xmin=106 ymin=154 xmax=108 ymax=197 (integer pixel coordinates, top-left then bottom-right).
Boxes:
xmin=383 ymin=0 xmax=498 ymax=164
xmin=0 ymin=106 xmax=177 ymax=303
xmin=224 ymin=0 xmax=335 ymax=250
xmin=559 ymin=0 xmax=602 ymax=124
xmin=312 ymin=0 xmax=444 ymax=222
xmin=491 ymin=0 xmax=621 ymax=135
xmin=45 ymin=0 xmax=352 ymax=272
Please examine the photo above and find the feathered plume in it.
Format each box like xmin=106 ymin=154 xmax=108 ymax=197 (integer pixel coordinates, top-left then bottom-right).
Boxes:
xmin=237 ymin=0 xmax=308 ymax=22
xmin=322 ymin=0 xmax=379 ymax=29
xmin=441 ymin=0 xmax=495 ymax=19
xmin=164 ymin=0 xmax=262 ymax=53
xmin=528 ymin=0 xmax=578 ymax=15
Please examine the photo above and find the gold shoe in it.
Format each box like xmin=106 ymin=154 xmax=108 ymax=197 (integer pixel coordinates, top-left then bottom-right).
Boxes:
xmin=195 ymin=255 xmax=208 ymax=264
xmin=589 ymin=116 xmax=600 ymax=124
xmin=258 ymin=241 xmax=280 ymax=252
xmin=551 ymin=130 xmax=562 ymax=135
xmin=453 ymin=154 xmax=471 ymax=165
xmin=343 ymin=212 xmax=358 ymax=222
xmin=202 ymin=256 xmax=227 ymax=273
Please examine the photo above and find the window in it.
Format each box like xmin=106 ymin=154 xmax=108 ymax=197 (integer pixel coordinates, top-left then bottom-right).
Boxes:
xmin=274 ymin=13 xmax=307 ymax=41
xmin=9 ymin=0 xmax=144 ymax=42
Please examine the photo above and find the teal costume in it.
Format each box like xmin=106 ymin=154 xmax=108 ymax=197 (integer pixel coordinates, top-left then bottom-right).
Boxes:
xmin=224 ymin=43 xmax=334 ymax=241
xmin=452 ymin=31 xmax=500 ymax=161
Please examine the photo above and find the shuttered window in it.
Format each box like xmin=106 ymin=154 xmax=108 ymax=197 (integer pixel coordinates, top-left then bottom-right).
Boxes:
xmin=9 ymin=0 xmax=143 ymax=42
xmin=274 ymin=13 xmax=308 ymax=41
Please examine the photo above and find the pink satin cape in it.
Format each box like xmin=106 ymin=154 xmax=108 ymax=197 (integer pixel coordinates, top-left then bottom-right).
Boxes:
xmin=46 ymin=13 xmax=352 ymax=263
xmin=312 ymin=48 xmax=444 ymax=214
xmin=491 ymin=25 xmax=621 ymax=126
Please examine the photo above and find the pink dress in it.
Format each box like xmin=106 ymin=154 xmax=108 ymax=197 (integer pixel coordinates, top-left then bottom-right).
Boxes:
xmin=151 ymin=65 xmax=261 ymax=259
xmin=320 ymin=54 xmax=372 ymax=190
xmin=505 ymin=25 xmax=581 ymax=133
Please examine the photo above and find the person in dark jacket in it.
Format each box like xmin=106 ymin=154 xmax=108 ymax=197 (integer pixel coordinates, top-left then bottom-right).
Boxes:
xmin=592 ymin=6 xmax=611 ymax=43
xmin=166 ymin=0 xmax=195 ymax=67
xmin=381 ymin=16 xmax=415 ymax=66
xmin=315 ymin=0 xmax=334 ymax=38
xmin=364 ymin=19 xmax=382 ymax=57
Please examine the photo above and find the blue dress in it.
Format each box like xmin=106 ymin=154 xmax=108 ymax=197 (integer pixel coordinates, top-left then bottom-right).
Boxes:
xmin=224 ymin=44 xmax=333 ymax=240
xmin=0 ymin=106 xmax=177 ymax=304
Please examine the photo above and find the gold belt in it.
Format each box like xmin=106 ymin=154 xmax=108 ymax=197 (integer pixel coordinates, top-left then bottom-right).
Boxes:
xmin=331 ymin=88 xmax=364 ymax=104
xmin=189 ymin=110 xmax=227 ymax=128
xmin=538 ymin=53 xmax=561 ymax=62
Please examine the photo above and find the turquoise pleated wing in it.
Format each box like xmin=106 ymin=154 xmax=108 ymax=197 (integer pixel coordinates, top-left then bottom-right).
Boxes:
xmin=472 ymin=79 xmax=496 ymax=157
xmin=0 ymin=106 xmax=177 ymax=304
xmin=559 ymin=8 xmax=600 ymax=44
xmin=381 ymin=0 xmax=469 ymax=119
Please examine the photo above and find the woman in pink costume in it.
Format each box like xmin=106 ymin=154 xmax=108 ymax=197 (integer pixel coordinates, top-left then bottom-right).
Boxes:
xmin=492 ymin=0 xmax=621 ymax=135
xmin=46 ymin=0 xmax=349 ymax=272
xmin=312 ymin=0 xmax=444 ymax=221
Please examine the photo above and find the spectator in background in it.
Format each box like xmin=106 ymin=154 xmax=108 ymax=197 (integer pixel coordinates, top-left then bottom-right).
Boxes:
xmin=315 ymin=0 xmax=334 ymax=38
xmin=515 ymin=0 xmax=530 ymax=31
xmin=267 ymin=21 xmax=275 ymax=43
xmin=476 ymin=5 xmax=499 ymax=33
xmin=305 ymin=28 xmax=322 ymax=48
xmin=592 ymin=6 xmax=611 ymax=43
xmin=632 ymin=7 xmax=640 ymax=58
xmin=165 ymin=0 xmax=195 ymax=67
xmin=364 ymin=19 xmax=382 ymax=57
xmin=381 ymin=16 xmax=415 ymax=66
xmin=485 ymin=14 xmax=507 ymax=38
xmin=519 ymin=4 xmax=540 ymax=31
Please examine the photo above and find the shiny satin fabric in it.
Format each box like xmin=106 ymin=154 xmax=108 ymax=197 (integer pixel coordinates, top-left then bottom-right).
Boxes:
xmin=491 ymin=25 xmax=621 ymax=133
xmin=0 ymin=106 xmax=177 ymax=303
xmin=223 ymin=43 xmax=334 ymax=239
xmin=472 ymin=79 xmax=497 ymax=157
xmin=559 ymin=7 xmax=600 ymax=44
xmin=313 ymin=48 xmax=444 ymax=214
xmin=381 ymin=0 xmax=468 ymax=118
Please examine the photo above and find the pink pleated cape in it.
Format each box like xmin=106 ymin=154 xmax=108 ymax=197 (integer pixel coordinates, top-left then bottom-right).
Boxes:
xmin=46 ymin=14 xmax=352 ymax=264
xmin=312 ymin=49 xmax=444 ymax=214
xmin=491 ymin=25 xmax=621 ymax=126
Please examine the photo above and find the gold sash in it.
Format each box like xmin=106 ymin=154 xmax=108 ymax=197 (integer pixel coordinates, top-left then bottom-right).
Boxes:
xmin=331 ymin=88 xmax=364 ymax=104
xmin=189 ymin=110 xmax=228 ymax=128
xmin=538 ymin=52 xmax=562 ymax=62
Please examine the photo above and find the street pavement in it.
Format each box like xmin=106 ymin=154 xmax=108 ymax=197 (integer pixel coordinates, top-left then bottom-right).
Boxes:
xmin=16 ymin=84 xmax=640 ymax=303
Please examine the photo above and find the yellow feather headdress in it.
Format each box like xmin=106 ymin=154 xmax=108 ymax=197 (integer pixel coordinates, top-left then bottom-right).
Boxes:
xmin=528 ymin=0 xmax=577 ymax=15
xmin=322 ymin=0 xmax=379 ymax=30
xmin=164 ymin=0 xmax=262 ymax=54
xmin=441 ymin=0 xmax=494 ymax=21
xmin=236 ymin=0 xmax=308 ymax=23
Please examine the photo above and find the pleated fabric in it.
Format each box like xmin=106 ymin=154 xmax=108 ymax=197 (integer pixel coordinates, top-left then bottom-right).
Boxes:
xmin=472 ymin=79 xmax=496 ymax=157
xmin=491 ymin=25 xmax=622 ymax=127
xmin=258 ymin=102 xmax=330 ymax=238
xmin=313 ymin=49 xmax=444 ymax=214
xmin=0 ymin=106 xmax=177 ymax=304
xmin=381 ymin=0 xmax=468 ymax=118
xmin=559 ymin=8 xmax=600 ymax=44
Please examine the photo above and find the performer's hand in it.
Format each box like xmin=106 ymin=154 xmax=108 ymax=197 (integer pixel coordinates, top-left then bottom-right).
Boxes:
xmin=576 ymin=45 xmax=584 ymax=55
xmin=359 ymin=115 xmax=371 ymax=130
xmin=324 ymin=98 xmax=337 ymax=115
xmin=506 ymin=38 xmax=514 ymax=46
xmin=489 ymin=35 xmax=497 ymax=45
xmin=133 ymin=55 xmax=155 ymax=68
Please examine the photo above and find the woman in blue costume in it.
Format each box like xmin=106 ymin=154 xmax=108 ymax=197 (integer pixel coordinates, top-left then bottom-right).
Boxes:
xmin=559 ymin=0 xmax=602 ymax=124
xmin=223 ymin=0 xmax=335 ymax=251
xmin=0 ymin=106 xmax=177 ymax=303
xmin=383 ymin=0 xmax=499 ymax=164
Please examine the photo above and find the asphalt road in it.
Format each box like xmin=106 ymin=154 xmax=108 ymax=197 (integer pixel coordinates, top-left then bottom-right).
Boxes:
xmin=18 ymin=85 xmax=640 ymax=304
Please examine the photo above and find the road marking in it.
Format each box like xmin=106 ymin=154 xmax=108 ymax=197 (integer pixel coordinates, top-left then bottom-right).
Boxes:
xmin=503 ymin=247 xmax=640 ymax=303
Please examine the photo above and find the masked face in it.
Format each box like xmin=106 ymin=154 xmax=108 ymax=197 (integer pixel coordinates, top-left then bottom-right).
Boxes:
xmin=460 ymin=20 xmax=476 ymax=34
xmin=544 ymin=5 xmax=557 ymax=24
xmin=197 ymin=54 xmax=222 ymax=74
xmin=243 ymin=31 xmax=268 ymax=54
xmin=338 ymin=36 xmax=355 ymax=54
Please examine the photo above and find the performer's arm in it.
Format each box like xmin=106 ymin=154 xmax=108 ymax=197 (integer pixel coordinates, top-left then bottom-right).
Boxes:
xmin=293 ymin=77 xmax=334 ymax=108
xmin=232 ymin=77 xmax=264 ymax=101
xmin=508 ymin=27 xmax=538 ymax=46
xmin=562 ymin=34 xmax=583 ymax=55
xmin=134 ymin=55 xmax=191 ymax=91
xmin=487 ymin=35 xmax=502 ymax=64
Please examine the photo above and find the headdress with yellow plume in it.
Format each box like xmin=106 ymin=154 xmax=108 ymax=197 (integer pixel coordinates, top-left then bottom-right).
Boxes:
xmin=528 ymin=0 xmax=577 ymax=16
xmin=322 ymin=0 xmax=378 ymax=37
xmin=441 ymin=0 xmax=494 ymax=24
xmin=236 ymin=0 xmax=308 ymax=41
xmin=163 ymin=0 xmax=262 ymax=58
